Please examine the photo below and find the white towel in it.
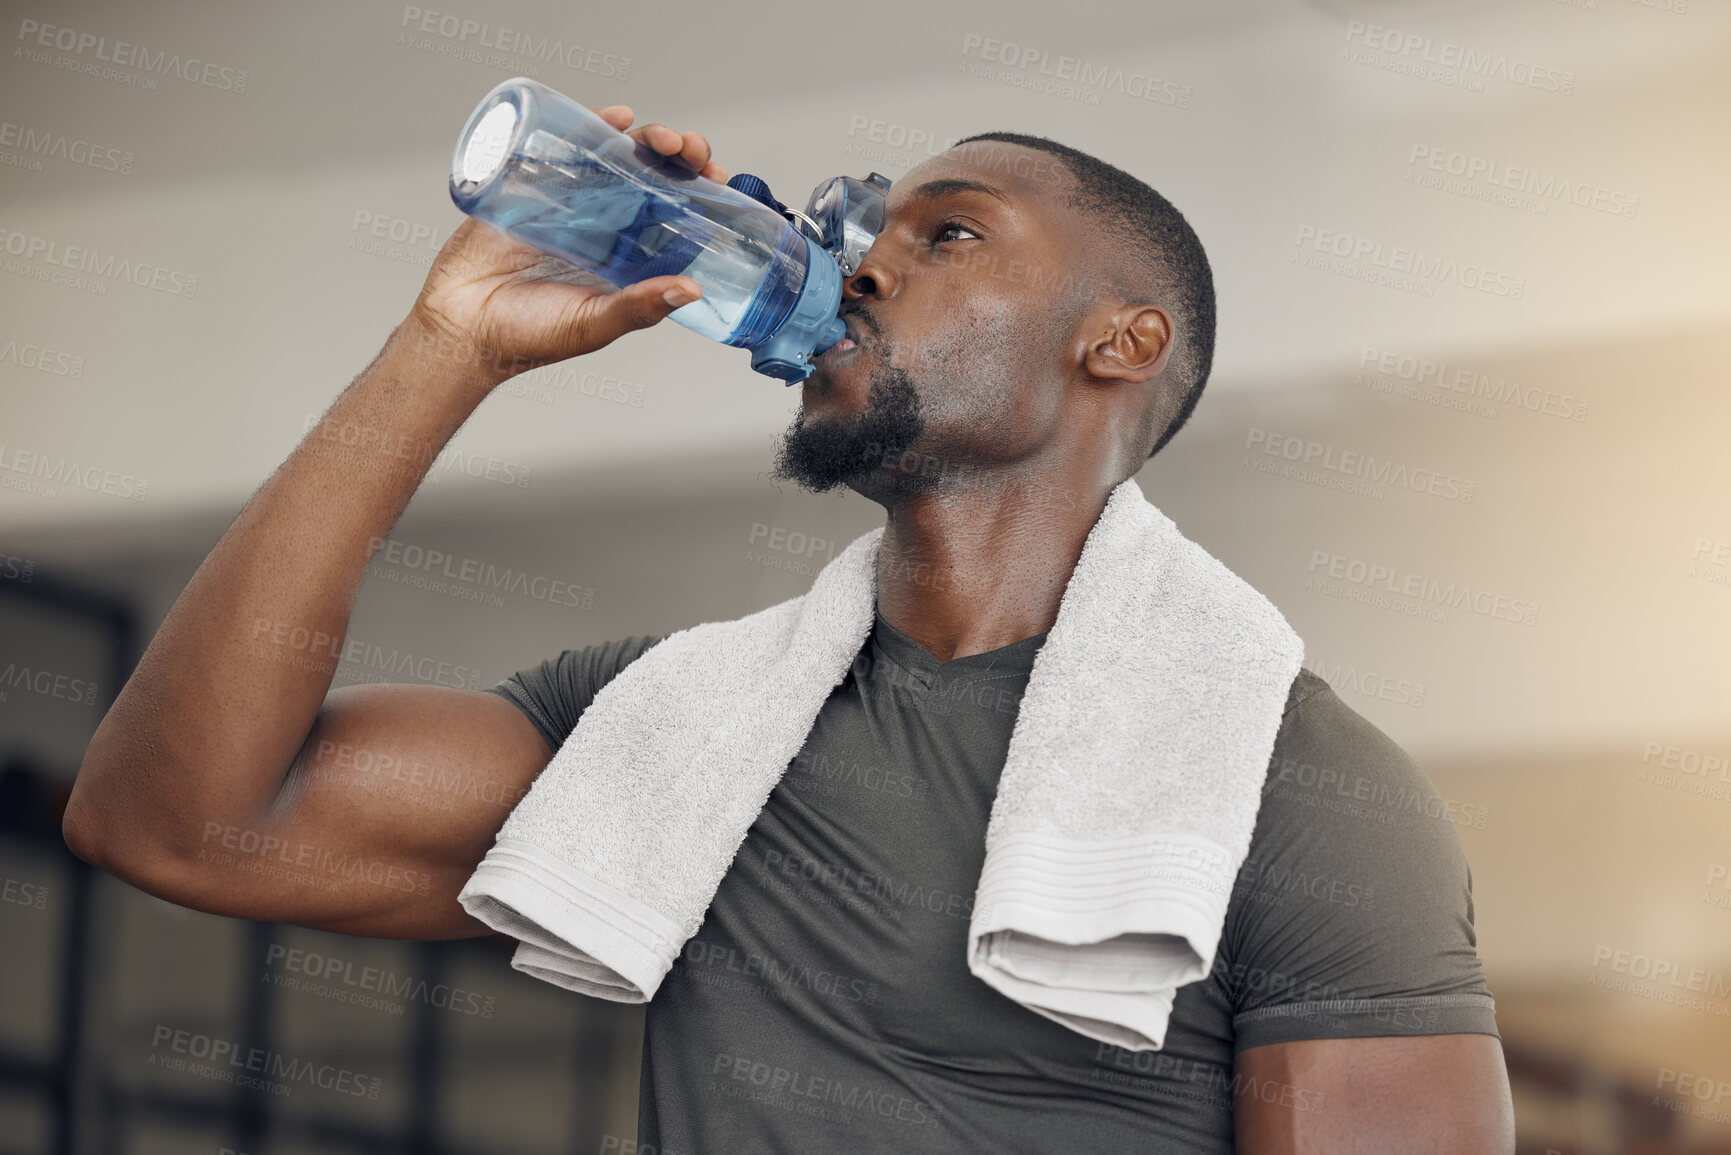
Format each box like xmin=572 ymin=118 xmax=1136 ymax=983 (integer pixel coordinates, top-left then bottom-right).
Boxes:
xmin=458 ymin=475 xmax=1304 ymax=1051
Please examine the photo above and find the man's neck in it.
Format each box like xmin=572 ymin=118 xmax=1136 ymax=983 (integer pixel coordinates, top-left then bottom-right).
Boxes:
xmin=873 ymin=472 xmax=1118 ymax=663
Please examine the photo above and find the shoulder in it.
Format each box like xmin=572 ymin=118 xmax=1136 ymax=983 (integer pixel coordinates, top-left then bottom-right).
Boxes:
xmin=1260 ymin=669 xmax=1487 ymax=835
xmin=1212 ymin=669 xmax=1497 ymax=1045
xmin=486 ymin=633 xmax=668 ymax=751
xmin=546 ymin=633 xmax=668 ymax=689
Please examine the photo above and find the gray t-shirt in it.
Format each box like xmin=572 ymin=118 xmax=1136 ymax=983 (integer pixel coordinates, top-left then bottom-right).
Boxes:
xmin=488 ymin=609 xmax=1497 ymax=1152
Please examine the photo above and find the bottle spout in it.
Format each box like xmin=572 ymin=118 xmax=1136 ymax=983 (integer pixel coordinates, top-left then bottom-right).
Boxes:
xmin=812 ymin=317 xmax=847 ymax=354
xmin=747 ymin=236 xmax=845 ymax=384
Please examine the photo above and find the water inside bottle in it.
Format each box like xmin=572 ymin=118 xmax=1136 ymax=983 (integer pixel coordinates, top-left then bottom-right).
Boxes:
xmin=470 ymin=130 xmax=809 ymax=348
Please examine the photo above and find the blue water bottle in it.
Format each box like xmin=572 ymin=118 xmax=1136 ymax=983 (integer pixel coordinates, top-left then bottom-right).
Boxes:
xmin=449 ymin=77 xmax=847 ymax=382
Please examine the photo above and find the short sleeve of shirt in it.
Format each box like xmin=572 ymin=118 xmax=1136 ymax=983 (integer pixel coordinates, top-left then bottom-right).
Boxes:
xmin=1221 ymin=671 xmax=1500 ymax=1052
xmin=485 ymin=633 xmax=667 ymax=752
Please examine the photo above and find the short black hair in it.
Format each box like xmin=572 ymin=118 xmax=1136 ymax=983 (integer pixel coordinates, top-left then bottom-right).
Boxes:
xmin=947 ymin=131 xmax=1214 ymax=458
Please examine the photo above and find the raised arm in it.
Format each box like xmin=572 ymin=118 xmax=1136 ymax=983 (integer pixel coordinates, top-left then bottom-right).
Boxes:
xmin=61 ymin=107 xmax=725 ymax=940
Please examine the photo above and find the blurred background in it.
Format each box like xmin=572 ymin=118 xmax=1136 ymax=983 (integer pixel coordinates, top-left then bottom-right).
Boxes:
xmin=3 ymin=0 xmax=1728 ymax=1151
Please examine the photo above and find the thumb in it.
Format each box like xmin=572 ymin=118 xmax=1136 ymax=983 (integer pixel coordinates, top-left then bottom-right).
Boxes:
xmin=577 ymin=276 xmax=702 ymax=350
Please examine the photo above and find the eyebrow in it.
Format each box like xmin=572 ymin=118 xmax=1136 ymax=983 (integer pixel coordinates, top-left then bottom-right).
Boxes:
xmin=900 ymin=178 xmax=1013 ymax=209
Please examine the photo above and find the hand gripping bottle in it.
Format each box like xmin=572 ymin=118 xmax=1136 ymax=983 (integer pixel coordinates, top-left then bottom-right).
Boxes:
xmin=449 ymin=77 xmax=852 ymax=383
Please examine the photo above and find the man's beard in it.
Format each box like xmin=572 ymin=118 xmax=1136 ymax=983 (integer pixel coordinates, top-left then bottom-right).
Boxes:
xmin=771 ymin=365 xmax=927 ymax=494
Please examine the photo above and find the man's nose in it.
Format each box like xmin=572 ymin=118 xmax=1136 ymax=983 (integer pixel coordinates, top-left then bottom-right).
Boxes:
xmin=842 ymin=251 xmax=899 ymax=302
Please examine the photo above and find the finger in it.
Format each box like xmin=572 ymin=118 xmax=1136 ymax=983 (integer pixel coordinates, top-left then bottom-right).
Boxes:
xmin=676 ymin=129 xmax=712 ymax=173
xmin=593 ymin=105 xmax=633 ymax=131
xmin=649 ymin=275 xmax=701 ymax=309
xmin=700 ymin=161 xmax=727 ymax=183
xmin=571 ymin=276 xmax=703 ymax=349
xmin=628 ymin=123 xmax=685 ymax=156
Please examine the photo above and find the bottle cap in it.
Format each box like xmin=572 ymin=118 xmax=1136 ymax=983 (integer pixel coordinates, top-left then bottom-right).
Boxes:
xmin=461 ymin=102 xmax=519 ymax=183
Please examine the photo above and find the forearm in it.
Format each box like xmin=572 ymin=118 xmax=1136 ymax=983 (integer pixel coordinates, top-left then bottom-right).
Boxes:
xmin=64 ymin=315 xmax=512 ymax=866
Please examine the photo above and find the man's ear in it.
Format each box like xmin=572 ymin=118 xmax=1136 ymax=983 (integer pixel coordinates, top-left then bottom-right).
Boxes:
xmin=1081 ymin=304 xmax=1173 ymax=384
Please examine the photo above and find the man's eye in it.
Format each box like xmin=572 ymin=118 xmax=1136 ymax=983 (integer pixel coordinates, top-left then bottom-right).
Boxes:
xmin=933 ymin=220 xmax=979 ymax=244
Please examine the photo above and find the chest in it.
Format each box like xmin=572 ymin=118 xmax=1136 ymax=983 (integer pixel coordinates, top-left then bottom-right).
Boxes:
xmin=698 ymin=680 xmax=1099 ymax=1060
xmin=650 ymin=680 xmax=1242 ymax=1146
